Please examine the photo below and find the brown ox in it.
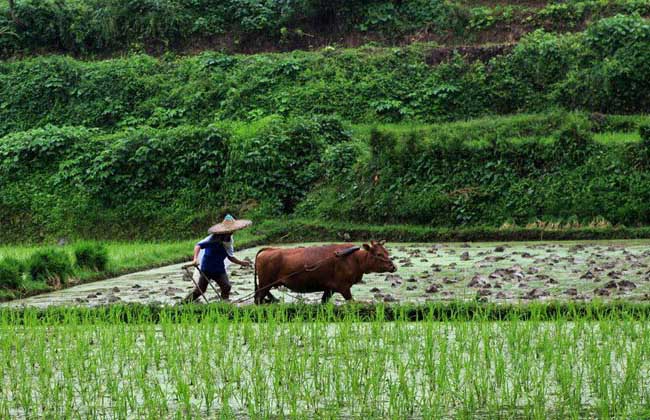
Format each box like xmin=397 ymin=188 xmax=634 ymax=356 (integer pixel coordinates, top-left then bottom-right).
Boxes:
xmin=254 ymin=240 xmax=396 ymax=304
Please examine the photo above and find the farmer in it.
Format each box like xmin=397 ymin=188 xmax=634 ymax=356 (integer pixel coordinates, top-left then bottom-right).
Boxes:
xmin=182 ymin=215 xmax=252 ymax=302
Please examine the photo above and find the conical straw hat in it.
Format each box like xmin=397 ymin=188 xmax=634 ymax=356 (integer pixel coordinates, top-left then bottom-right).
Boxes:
xmin=208 ymin=214 xmax=252 ymax=234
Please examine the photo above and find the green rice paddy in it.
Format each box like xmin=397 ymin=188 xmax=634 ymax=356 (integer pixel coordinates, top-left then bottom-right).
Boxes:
xmin=1 ymin=305 xmax=650 ymax=418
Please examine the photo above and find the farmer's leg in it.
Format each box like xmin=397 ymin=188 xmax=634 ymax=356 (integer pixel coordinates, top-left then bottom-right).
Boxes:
xmin=182 ymin=269 xmax=209 ymax=303
xmin=214 ymin=273 xmax=232 ymax=300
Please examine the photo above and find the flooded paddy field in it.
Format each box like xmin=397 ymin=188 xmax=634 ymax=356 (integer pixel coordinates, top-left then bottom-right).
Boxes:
xmin=6 ymin=240 xmax=650 ymax=307
xmin=2 ymin=314 xmax=650 ymax=418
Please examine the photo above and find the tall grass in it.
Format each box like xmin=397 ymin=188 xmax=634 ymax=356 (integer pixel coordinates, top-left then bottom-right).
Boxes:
xmin=1 ymin=303 xmax=650 ymax=417
xmin=0 ymin=241 xmax=191 ymax=269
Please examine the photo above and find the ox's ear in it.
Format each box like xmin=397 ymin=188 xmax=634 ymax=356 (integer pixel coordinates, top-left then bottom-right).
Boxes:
xmin=362 ymin=243 xmax=371 ymax=252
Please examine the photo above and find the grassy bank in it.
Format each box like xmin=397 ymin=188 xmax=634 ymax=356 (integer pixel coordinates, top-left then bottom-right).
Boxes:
xmin=260 ymin=218 xmax=650 ymax=243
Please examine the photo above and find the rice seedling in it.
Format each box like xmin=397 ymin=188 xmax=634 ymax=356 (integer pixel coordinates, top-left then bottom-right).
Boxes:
xmin=1 ymin=304 xmax=650 ymax=417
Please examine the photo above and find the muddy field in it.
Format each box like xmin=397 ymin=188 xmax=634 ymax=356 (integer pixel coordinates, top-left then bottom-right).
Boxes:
xmin=6 ymin=240 xmax=650 ymax=308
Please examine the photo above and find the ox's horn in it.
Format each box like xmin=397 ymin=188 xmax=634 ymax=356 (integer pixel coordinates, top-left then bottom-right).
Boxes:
xmin=379 ymin=239 xmax=386 ymax=245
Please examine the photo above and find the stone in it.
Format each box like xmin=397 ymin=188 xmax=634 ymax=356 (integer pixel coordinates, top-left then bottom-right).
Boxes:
xmin=425 ymin=284 xmax=440 ymax=294
xmin=525 ymin=288 xmax=549 ymax=299
xmin=617 ymin=280 xmax=637 ymax=290
xmin=603 ymin=280 xmax=618 ymax=289
xmin=468 ymin=275 xmax=488 ymax=288
xmin=580 ymin=270 xmax=595 ymax=279
xmin=384 ymin=274 xmax=402 ymax=283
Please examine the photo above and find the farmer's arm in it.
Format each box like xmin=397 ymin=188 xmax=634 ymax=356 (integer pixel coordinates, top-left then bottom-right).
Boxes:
xmin=227 ymin=255 xmax=251 ymax=267
xmin=192 ymin=245 xmax=201 ymax=265
xmin=223 ymin=240 xmax=249 ymax=266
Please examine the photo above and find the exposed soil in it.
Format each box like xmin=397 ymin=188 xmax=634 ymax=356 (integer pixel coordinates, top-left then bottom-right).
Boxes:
xmin=7 ymin=240 xmax=650 ymax=308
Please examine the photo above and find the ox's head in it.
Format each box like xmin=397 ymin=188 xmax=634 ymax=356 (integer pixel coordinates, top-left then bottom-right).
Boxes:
xmin=362 ymin=240 xmax=397 ymax=273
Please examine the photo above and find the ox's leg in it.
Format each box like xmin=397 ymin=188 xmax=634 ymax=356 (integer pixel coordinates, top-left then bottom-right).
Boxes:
xmin=255 ymin=281 xmax=279 ymax=304
xmin=265 ymin=292 xmax=279 ymax=303
xmin=340 ymin=288 xmax=353 ymax=301
xmin=255 ymin=283 xmax=270 ymax=304
xmin=321 ymin=289 xmax=334 ymax=304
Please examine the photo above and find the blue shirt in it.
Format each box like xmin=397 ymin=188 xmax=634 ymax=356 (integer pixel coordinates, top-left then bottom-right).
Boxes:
xmin=198 ymin=239 xmax=230 ymax=275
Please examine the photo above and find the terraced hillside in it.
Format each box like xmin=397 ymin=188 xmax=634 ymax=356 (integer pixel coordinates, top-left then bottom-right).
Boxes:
xmin=1 ymin=0 xmax=649 ymax=56
xmin=2 ymin=0 xmax=650 ymax=288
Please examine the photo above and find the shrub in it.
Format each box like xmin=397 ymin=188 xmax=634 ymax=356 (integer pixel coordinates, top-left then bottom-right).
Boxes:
xmin=584 ymin=15 xmax=650 ymax=59
xmin=28 ymin=249 xmax=73 ymax=286
xmin=0 ymin=258 xmax=23 ymax=289
xmin=628 ymin=124 xmax=650 ymax=170
xmin=74 ymin=244 xmax=109 ymax=271
xmin=640 ymin=124 xmax=650 ymax=144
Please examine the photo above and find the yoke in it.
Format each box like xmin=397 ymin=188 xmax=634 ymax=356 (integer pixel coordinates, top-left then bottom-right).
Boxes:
xmin=335 ymin=246 xmax=361 ymax=258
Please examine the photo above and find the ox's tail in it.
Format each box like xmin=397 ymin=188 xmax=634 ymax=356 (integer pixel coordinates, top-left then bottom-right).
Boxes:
xmin=253 ymin=247 xmax=272 ymax=295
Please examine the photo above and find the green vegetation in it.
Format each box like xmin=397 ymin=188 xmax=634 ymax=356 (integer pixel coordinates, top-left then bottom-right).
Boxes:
xmin=2 ymin=0 xmax=649 ymax=57
xmin=27 ymin=249 xmax=73 ymax=285
xmin=3 ymin=111 xmax=650 ymax=241
xmin=305 ymin=113 xmax=650 ymax=226
xmin=4 ymin=1 xmax=650 ymax=417
xmin=3 ymin=16 xmax=650 ymax=134
xmin=73 ymin=243 xmax=109 ymax=271
xmin=2 ymin=303 xmax=650 ymax=417
xmin=0 ymin=259 xmax=22 ymax=289
xmin=2 ymin=16 xmax=650 ymax=242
